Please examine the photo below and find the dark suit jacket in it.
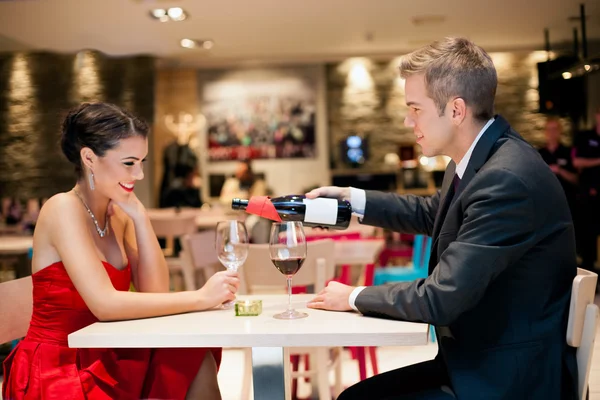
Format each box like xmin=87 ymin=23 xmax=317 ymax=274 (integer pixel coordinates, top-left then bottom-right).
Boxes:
xmin=356 ymin=115 xmax=578 ymax=400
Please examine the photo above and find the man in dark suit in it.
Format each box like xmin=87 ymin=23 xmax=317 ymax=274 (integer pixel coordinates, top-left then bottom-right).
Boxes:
xmin=307 ymin=37 xmax=577 ymax=400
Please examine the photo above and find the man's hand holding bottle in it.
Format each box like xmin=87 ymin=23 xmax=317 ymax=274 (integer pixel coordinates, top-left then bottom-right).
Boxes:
xmin=304 ymin=186 xmax=351 ymax=203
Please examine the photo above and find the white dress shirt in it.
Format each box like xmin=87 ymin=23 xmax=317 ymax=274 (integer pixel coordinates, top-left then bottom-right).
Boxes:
xmin=347 ymin=118 xmax=495 ymax=312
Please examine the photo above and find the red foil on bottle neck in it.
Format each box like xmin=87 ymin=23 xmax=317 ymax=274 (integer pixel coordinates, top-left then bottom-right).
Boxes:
xmin=246 ymin=196 xmax=282 ymax=222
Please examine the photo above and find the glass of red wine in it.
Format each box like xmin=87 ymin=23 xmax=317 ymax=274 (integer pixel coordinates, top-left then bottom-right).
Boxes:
xmin=269 ymin=221 xmax=308 ymax=320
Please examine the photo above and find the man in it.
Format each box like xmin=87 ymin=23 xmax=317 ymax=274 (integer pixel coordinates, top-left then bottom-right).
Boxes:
xmin=573 ymin=106 xmax=600 ymax=273
xmin=538 ymin=118 xmax=578 ymax=216
xmin=307 ymin=37 xmax=577 ymax=400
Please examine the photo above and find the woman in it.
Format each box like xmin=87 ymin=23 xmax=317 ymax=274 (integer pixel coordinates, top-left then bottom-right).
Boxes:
xmin=2 ymin=103 xmax=239 ymax=400
xmin=219 ymin=159 xmax=267 ymax=206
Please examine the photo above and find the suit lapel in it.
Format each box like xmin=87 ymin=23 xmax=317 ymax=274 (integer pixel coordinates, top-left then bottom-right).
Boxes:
xmin=455 ymin=115 xmax=510 ymax=195
xmin=428 ymin=115 xmax=511 ymax=273
xmin=428 ymin=162 xmax=457 ymax=273
xmin=431 ymin=161 xmax=456 ymax=242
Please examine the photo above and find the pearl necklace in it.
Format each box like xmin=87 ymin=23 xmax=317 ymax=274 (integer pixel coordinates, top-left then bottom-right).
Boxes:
xmin=74 ymin=190 xmax=109 ymax=238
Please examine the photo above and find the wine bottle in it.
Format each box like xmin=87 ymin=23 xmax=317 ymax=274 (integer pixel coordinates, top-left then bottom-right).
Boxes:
xmin=231 ymin=195 xmax=352 ymax=230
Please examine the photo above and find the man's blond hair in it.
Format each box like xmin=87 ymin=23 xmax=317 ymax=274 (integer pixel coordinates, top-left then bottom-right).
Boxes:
xmin=399 ymin=37 xmax=497 ymax=121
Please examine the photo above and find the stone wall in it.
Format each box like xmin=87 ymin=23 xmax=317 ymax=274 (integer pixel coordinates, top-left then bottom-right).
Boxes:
xmin=0 ymin=50 xmax=155 ymax=203
xmin=326 ymin=51 xmax=574 ymax=170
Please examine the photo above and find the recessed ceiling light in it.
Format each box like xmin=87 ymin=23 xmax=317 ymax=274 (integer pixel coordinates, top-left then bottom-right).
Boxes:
xmin=167 ymin=7 xmax=186 ymax=21
xmin=150 ymin=9 xmax=166 ymax=18
xmin=180 ymin=39 xmax=214 ymax=50
xmin=149 ymin=7 xmax=188 ymax=22
xmin=180 ymin=39 xmax=196 ymax=49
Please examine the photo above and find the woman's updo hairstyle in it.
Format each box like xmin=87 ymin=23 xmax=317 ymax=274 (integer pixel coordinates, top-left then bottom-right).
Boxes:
xmin=60 ymin=102 xmax=149 ymax=176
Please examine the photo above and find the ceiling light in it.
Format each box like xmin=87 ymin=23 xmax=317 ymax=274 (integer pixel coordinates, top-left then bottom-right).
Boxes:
xmin=180 ymin=39 xmax=196 ymax=49
xmin=149 ymin=7 xmax=188 ymax=22
xmin=584 ymin=64 xmax=591 ymax=71
xmin=562 ymin=72 xmax=573 ymax=79
xmin=180 ymin=39 xmax=214 ymax=50
xmin=167 ymin=7 xmax=186 ymax=21
xmin=150 ymin=9 xmax=166 ymax=18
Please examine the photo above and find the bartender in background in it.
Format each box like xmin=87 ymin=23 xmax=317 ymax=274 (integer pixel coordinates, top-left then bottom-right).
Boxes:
xmin=573 ymin=106 xmax=600 ymax=274
xmin=538 ymin=118 xmax=578 ymax=216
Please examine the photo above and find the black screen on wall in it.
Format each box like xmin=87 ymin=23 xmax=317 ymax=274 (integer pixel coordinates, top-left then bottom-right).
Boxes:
xmin=537 ymin=56 xmax=586 ymax=118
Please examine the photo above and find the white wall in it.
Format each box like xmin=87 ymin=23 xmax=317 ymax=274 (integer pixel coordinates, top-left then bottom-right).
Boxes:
xmin=196 ymin=65 xmax=330 ymax=200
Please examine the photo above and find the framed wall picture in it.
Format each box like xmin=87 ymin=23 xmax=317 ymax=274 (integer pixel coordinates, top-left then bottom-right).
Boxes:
xmin=199 ymin=67 xmax=318 ymax=161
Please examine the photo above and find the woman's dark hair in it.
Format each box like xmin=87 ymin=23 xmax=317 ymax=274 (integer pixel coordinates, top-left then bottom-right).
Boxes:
xmin=60 ymin=102 xmax=149 ymax=176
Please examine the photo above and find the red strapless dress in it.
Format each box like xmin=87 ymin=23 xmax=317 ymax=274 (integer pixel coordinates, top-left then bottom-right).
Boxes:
xmin=2 ymin=261 xmax=221 ymax=400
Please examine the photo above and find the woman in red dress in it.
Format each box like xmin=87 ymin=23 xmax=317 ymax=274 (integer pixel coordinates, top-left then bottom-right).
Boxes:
xmin=2 ymin=102 xmax=239 ymax=400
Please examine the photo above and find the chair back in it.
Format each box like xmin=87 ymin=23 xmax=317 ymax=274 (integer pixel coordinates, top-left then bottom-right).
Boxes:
xmin=149 ymin=213 xmax=197 ymax=256
xmin=149 ymin=213 xmax=197 ymax=239
xmin=180 ymin=230 xmax=222 ymax=288
xmin=0 ymin=277 xmax=33 ymax=343
xmin=566 ymin=268 xmax=599 ymax=400
xmin=242 ymin=239 xmax=335 ymax=294
xmin=412 ymin=235 xmax=432 ymax=270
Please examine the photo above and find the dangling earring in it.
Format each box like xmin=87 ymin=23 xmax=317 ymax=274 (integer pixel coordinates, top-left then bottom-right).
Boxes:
xmin=88 ymin=170 xmax=95 ymax=191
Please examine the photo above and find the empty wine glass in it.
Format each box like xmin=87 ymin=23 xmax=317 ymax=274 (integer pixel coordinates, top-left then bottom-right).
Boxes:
xmin=215 ymin=220 xmax=248 ymax=309
xmin=269 ymin=221 xmax=308 ymax=319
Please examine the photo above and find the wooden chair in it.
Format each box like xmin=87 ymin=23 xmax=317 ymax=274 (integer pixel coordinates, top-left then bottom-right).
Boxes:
xmin=149 ymin=213 xmax=197 ymax=291
xmin=179 ymin=230 xmax=228 ymax=291
xmin=240 ymin=239 xmax=342 ymax=400
xmin=566 ymin=268 xmax=599 ymax=400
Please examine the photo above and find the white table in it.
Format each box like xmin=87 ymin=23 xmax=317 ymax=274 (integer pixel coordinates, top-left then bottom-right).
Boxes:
xmin=334 ymin=239 xmax=385 ymax=266
xmin=146 ymin=207 xmax=244 ymax=230
xmin=0 ymin=235 xmax=33 ymax=278
xmin=0 ymin=236 xmax=33 ymax=255
xmin=304 ymin=217 xmax=377 ymax=239
xmin=69 ymin=294 xmax=428 ymax=399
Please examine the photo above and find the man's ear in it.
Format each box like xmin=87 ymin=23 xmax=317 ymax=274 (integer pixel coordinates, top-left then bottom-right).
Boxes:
xmin=449 ymin=97 xmax=467 ymax=126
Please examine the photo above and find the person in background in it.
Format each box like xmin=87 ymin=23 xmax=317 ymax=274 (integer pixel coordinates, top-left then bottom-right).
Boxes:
xmin=220 ymin=159 xmax=272 ymax=242
xmin=573 ymin=106 xmax=600 ymax=274
xmin=2 ymin=102 xmax=239 ymax=400
xmin=538 ymin=117 xmax=578 ymax=216
xmin=4 ymin=197 xmax=23 ymax=226
xmin=162 ymin=164 xmax=203 ymax=255
xmin=162 ymin=165 xmax=203 ymax=209
xmin=219 ymin=159 xmax=267 ymax=205
xmin=306 ymin=37 xmax=577 ymax=400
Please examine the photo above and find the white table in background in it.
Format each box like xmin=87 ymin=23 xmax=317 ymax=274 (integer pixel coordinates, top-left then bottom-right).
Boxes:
xmin=146 ymin=207 xmax=244 ymax=230
xmin=69 ymin=294 xmax=428 ymax=400
xmin=0 ymin=235 xmax=33 ymax=255
xmin=0 ymin=235 xmax=33 ymax=278
xmin=334 ymin=239 xmax=385 ymax=266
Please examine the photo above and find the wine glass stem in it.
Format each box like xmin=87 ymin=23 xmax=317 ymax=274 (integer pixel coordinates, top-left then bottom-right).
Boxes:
xmin=287 ymin=276 xmax=293 ymax=312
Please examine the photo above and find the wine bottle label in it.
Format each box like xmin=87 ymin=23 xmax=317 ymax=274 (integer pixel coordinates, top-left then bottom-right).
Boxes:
xmin=302 ymin=198 xmax=338 ymax=225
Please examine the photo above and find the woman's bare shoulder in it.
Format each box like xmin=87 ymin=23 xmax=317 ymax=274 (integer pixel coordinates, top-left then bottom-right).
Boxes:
xmin=38 ymin=192 xmax=82 ymax=222
xmin=35 ymin=192 xmax=89 ymax=236
xmin=32 ymin=192 xmax=86 ymax=268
